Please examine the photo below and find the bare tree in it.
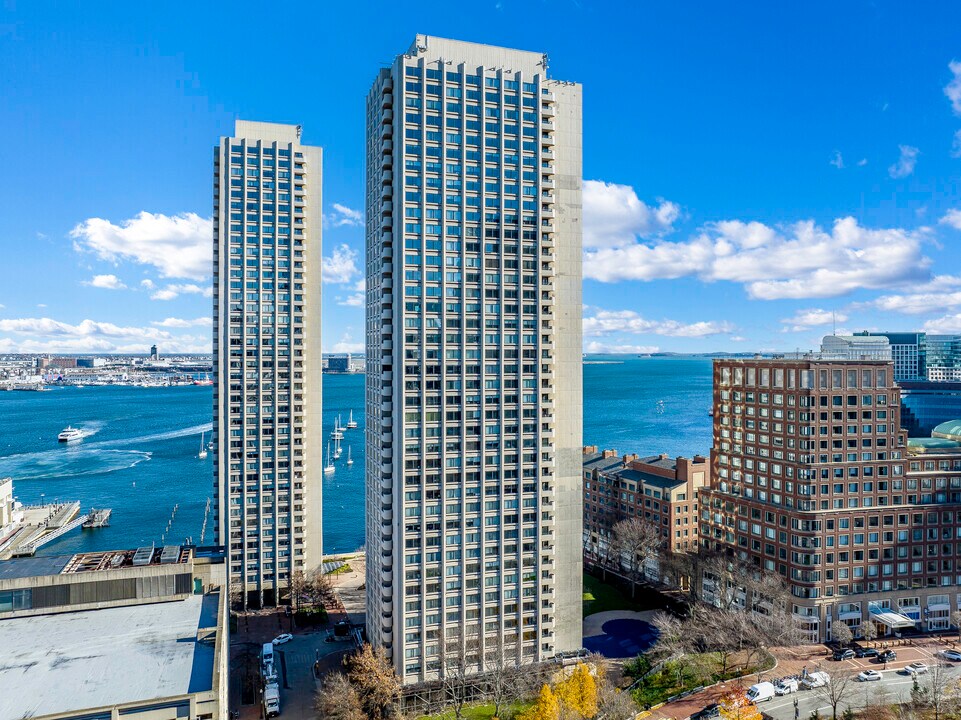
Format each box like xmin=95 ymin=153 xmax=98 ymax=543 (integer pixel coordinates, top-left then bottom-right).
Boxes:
xmin=315 ymin=672 xmax=365 ymax=720
xmin=441 ymin=627 xmax=481 ymax=720
xmin=859 ymin=620 xmax=878 ymax=644
xmin=484 ymin=638 xmax=532 ymax=720
xmin=952 ymin=610 xmax=961 ymax=643
xmin=650 ymin=611 xmax=693 ymax=685
xmin=914 ymin=661 xmax=960 ymax=720
xmin=833 ymin=622 xmax=854 ymax=647
xmin=612 ymin=517 xmax=661 ymax=598
xmin=812 ymin=667 xmax=857 ymax=720
xmin=342 ymin=643 xmax=401 ymax=720
xmin=290 ymin=569 xmax=307 ymax=611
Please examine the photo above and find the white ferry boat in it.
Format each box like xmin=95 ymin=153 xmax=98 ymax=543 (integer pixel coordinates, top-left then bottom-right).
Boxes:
xmin=58 ymin=426 xmax=83 ymax=442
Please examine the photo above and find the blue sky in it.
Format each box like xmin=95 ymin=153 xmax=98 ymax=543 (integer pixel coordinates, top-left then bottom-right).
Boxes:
xmin=3 ymin=1 xmax=961 ymax=354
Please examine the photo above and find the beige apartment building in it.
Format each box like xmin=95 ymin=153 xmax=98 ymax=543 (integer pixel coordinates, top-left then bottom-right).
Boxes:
xmin=365 ymin=35 xmax=583 ymax=683
xmin=213 ymin=121 xmax=323 ymax=607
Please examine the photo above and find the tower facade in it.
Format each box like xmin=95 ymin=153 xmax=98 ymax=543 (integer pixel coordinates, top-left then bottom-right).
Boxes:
xmin=365 ymin=35 xmax=583 ymax=683
xmin=213 ymin=120 xmax=323 ymax=607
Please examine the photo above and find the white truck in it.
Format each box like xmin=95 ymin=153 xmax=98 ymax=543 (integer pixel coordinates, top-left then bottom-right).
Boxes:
xmin=746 ymin=682 xmax=776 ymax=703
xmin=263 ymin=682 xmax=280 ymax=718
xmin=801 ymin=671 xmax=830 ymax=689
xmin=774 ymin=677 xmax=799 ymax=695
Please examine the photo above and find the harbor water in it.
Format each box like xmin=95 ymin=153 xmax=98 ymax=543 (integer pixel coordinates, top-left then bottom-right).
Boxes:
xmin=0 ymin=357 xmax=713 ymax=555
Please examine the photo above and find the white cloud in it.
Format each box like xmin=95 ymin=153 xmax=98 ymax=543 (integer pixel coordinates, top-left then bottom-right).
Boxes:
xmin=940 ymin=209 xmax=961 ymax=230
xmin=71 ymin=211 xmax=211 ymax=280
xmin=151 ymin=317 xmax=212 ymax=328
xmin=923 ymin=313 xmax=961 ymax=334
xmin=140 ymin=279 xmax=155 ymax=290
xmin=328 ymin=332 xmax=364 ymax=354
xmin=729 ymin=335 xmax=747 ymax=342
xmin=583 ymin=309 xmax=734 ymax=338
xmin=0 ymin=316 xmax=211 ymax=353
xmin=584 ymin=341 xmax=660 ymax=355
xmin=327 ymin=203 xmax=363 ymax=227
xmin=323 ymin=244 xmax=360 ymax=284
xmin=857 ymin=158 xmax=868 ymax=167
xmin=83 ymin=274 xmax=127 ymax=290
xmin=946 ymin=60 xmax=961 ymax=115
xmin=888 ymin=145 xmax=919 ymax=179
xmin=583 ymin=180 xmax=679 ymax=248
xmin=150 ymin=283 xmax=213 ymax=301
xmin=584 ymin=213 xmax=930 ymax=300
xmin=952 ymin=130 xmax=961 ymax=159
xmin=337 ymin=277 xmax=366 ymax=307
xmin=829 ymin=151 xmax=844 ymax=169
xmin=781 ymin=308 xmax=847 ymax=332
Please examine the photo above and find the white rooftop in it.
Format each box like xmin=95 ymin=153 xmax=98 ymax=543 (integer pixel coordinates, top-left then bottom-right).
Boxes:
xmin=0 ymin=594 xmax=216 ymax=718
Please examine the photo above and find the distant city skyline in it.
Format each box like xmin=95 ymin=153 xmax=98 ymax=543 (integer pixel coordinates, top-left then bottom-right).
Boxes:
xmin=4 ymin=3 xmax=961 ymax=354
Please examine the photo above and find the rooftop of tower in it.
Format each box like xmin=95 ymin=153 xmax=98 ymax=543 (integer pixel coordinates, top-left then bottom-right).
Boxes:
xmin=406 ymin=34 xmax=550 ymax=76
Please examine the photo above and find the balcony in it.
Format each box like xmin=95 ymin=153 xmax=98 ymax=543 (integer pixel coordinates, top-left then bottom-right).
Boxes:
xmin=382 ymin=92 xmax=393 ymax=109
xmin=381 ymin=169 xmax=392 ymax=185
xmin=381 ymin=201 xmax=393 ymax=216
xmin=542 ymin=133 xmax=555 ymax=146
xmin=381 ymin=124 xmax=392 ymax=140
xmin=541 ymin=147 xmax=555 ymax=160
xmin=382 ymin=109 xmax=393 ymax=124
xmin=542 ymin=103 xmax=556 ymax=117
xmin=382 ymin=140 xmax=393 ymax=154
xmin=541 ymin=206 xmax=555 ymax=219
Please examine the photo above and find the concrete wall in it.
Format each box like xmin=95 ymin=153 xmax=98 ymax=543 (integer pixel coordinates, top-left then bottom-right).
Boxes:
xmin=550 ymin=78 xmax=584 ymax=656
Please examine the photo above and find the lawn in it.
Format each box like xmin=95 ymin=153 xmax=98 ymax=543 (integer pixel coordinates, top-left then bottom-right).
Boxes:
xmin=582 ymin=572 xmax=646 ymax=617
xmin=417 ymin=700 xmax=533 ymax=720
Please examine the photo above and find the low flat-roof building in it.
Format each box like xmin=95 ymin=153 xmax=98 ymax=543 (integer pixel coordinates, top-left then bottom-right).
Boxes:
xmin=0 ymin=545 xmax=227 ymax=720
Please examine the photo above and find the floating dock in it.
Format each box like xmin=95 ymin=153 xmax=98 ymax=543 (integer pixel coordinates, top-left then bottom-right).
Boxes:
xmin=82 ymin=508 xmax=112 ymax=529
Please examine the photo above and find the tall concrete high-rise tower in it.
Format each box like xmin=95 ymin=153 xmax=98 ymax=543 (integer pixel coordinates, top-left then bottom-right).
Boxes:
xmin=365 ymin=36 xmax=583 ymax=683
xmin=213 ymin=120 xmax=323 ymax=608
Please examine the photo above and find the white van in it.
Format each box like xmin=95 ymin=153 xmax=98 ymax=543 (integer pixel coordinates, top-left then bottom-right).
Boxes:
xmin=801 ymin=671 xmax=830 ymax=689
xmin=746 ymin=682 xmax=777 ymax=703
xmin=262 ymin=642 xmax=274 ymax=670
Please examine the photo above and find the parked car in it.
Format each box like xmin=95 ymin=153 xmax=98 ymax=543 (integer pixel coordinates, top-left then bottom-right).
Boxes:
xmin=940 ymin=649 xmax=961 ymax=662
xmin=875 ymin=650 xmax=897 ymax=663
xmin=858 ymin=670 xmax=882 ymax=682
xmin=833 ymin=648 xmax=856 ymax=660
xmin=272 ymin=633 xmax=293 ymax=645
xmin=855 ymin=647 xmax=879 ymax=658
xmin=692 ymin=704 xmax=721 ymax=720
xmin=903 ymin=662 xmax=929 ymax=676
xmin=746 ymin=682 xmax=777 ymax=703
xmin=774 ymin=677 xmax=799 ymax=695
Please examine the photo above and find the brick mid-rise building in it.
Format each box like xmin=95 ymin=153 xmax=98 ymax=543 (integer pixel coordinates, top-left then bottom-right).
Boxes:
xmin=583 ymin=448 xmax=708 ymax=565
xmin=700 ymin=357 xmax=961 ymax=642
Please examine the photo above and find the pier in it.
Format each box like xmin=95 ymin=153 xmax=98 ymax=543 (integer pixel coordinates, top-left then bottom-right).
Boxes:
xmin=0 ymin=499 xmax=113 ymax=559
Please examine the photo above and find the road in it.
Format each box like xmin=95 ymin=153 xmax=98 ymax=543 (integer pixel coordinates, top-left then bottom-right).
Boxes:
xmin=760 ymin=657 xmax=961 ymax=720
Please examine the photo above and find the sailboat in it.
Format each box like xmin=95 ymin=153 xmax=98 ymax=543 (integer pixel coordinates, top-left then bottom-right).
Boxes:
xmin=346 ymin=410 xmax=358 ymax=429
xmin=198 ymin=432 xmax=208 ymax=459
xmin=334 ymin=436 xmax=342 ymax=459
xmin=324 ymin=443 xmax=335 ymax=474
xmin=330 ymin=415 xmax=343 ymax=441
xmin=346 ymin=445 xmax=353 ymax=465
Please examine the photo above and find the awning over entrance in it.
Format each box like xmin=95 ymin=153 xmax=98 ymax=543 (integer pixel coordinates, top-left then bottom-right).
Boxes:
xmin=870 ymin=609 xmax=916 ymax=629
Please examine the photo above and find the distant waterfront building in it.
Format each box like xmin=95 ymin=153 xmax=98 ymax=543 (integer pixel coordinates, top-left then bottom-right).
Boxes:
xmin=820 ymin=334 xmax=892 ymax=362
xmin=324 ymin=353 xmax=365 ymax=374
xmin=0 ymin=545 xmax=227 ymax=720
xmin=213 ymin=120 xmax=323 ymax=607
xmin=150 ymin=344 xmax=160 ymax=361
xmin=700 ymin=357 xmax=961 ymax=642
xmin=365 ymin=35 xmax=583 ymax=683
xmin=926 ymin=335 xmax=961 ymax=381
xmin=866 ymin=332 xmax=927 ymax=382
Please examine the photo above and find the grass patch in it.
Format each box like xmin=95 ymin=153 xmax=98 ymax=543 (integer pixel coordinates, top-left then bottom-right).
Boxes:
xmin=582 ymin=572 xmax=646 ymax=617
xmin=328 ymin=563 xmax=352 ymax=575
xmin=627 ymin=651 xmax=776 ymax=709
xmin=417 ymin=699 xmax=533 ymax=720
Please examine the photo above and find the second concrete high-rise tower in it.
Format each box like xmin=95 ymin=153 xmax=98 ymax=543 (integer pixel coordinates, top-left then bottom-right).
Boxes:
xmin=365 ymin=36 xmax=583 ymax=683
xmin=213 ymin=121 xmax=323 ymax=608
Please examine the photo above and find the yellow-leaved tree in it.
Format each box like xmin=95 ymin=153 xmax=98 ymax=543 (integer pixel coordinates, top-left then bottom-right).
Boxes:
xmin=718 ymin=688 xmax=762 ymax=720
xmin=555 ymin=663 xmax=599 ymax=719
xmin=519 ymin=684 xmax=561 ymax=720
